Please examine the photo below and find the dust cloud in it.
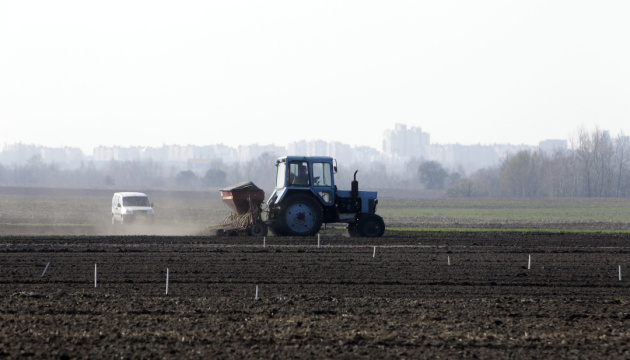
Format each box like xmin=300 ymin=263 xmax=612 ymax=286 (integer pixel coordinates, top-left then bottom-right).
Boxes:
xmin=0 ymin=187 xmax=229 ymax=237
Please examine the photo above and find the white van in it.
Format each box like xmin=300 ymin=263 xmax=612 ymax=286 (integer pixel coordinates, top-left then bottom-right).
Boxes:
xmin=111 ymin=192 xmax=154 ymax=225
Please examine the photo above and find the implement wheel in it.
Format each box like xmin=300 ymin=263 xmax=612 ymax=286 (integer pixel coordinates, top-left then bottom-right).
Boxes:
xmin=357 ymin=213 xmax=385 ymax=238
xmin=277 ymin=194 xmax=323 ymax=237
xmin=249 ymin=222 xmax=268 ymax=237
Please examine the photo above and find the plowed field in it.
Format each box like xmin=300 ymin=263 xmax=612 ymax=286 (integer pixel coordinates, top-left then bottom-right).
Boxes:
xmin=2 ymin=231 xmax=630 ymax=359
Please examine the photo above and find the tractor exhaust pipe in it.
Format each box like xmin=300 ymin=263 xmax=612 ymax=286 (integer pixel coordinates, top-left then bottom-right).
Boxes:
xmin=351 ymin=170 xmax=359 ymax=198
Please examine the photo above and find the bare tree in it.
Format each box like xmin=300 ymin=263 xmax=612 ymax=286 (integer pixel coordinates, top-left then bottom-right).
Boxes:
xmin=499 ymin=150 xmax=545 ymax=197
xmin=575 ymin=127 xmax=596 ymax=197
xmin=614 ymin=132 xmax=630 ymax=197
xmin=240 ymin=152 xmax=278 ymax=191
xmin=574 ymin=126 xmax=617 ymax=197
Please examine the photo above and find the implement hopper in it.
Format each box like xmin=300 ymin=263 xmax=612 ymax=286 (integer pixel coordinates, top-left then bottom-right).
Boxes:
xmin=220 ymin=181 xmax=265 ymax=214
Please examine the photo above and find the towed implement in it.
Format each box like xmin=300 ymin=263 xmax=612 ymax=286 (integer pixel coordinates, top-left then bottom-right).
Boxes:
xmin=218 ymin=156 xmax=385 ymax=238
xmin=216 ymin=181 xmax=268 ymax=236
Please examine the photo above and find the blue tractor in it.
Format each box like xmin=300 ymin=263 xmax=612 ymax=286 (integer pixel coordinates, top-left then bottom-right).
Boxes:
xmin=265 ymin=156 xmax=385 ymax=237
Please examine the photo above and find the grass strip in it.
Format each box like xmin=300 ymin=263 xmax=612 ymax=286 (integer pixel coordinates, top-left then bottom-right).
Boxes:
xmin=388 ymin=227 xmax=630 ymax=234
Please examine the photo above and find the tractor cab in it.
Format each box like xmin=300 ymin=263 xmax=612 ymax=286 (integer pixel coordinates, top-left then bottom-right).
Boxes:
xmin=268 ymin=156 xmax=337 ymax=208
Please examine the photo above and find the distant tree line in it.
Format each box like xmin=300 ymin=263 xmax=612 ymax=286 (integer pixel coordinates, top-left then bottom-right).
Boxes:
xmin=447 ymin=127 xmax=630 ymax=198
xmin=1 ymin=127 xmax=628 ymax=198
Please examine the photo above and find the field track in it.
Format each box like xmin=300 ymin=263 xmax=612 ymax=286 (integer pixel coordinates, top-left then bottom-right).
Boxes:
xmin=2 ymin=231 xmax=630 ymax=358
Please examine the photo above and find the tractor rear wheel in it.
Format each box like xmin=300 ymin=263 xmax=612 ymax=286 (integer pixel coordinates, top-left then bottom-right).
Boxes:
xmin=277 ymin=194 xmax=323 ymax=237
xmin=357 ymin=213 xmax=385 ymax=238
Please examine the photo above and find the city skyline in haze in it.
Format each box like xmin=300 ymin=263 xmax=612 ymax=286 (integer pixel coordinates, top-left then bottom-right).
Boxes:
xmin=2 ymin=122 xmax=578 ymax=158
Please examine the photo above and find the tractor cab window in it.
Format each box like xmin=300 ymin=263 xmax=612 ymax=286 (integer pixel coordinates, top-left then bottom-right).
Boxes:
xmin=276 ymin=161 xmax=287 ymax=188
xmin=312 ymin=162 xmax=332 ymax=187
xmin=313 ymin=162 xmax=333 ymax=204
xmin=288 ymin=161 xmax=310 ymax=187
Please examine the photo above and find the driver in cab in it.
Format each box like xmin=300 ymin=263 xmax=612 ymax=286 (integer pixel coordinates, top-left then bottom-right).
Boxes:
xmin=290 ymin=164 xmax=310 ymax=186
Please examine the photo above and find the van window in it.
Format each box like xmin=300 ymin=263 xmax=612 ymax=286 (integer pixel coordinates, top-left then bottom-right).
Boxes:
xmin=122 ymin=196 xmax=151 ymax=206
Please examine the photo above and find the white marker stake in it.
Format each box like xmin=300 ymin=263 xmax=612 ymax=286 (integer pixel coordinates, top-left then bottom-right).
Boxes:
xmin=373 ymin=246 xmax=377 ymax=258
xmin=448 ymin=256 xmax=451 ymax=266
xmin=94 ymin=263 xmax=97 ymax=288
xmin=528 ymin=255 xmax=531 ymax=270
xmin=263 ymin=236 xmax=266 ymax=248
xmin=166 ymin=268 xmax=170 ymax=295
xmin=255 ymin=285 xmax=259 ymax=300
xmin=41 ymin=262 xmax=50 ymax=277
xmin=318 ymin=233 xmax=320 ymax=248
xmin=619 ymin=265 xmax=622 ymax=281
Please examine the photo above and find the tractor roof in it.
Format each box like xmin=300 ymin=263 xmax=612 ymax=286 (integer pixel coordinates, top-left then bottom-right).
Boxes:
xmin=277 ymin=156 xmax=334 ymax=163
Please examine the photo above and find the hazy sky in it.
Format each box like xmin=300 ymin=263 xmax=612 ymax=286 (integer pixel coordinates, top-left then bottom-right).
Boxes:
xmin=1 ymin=1 xmax=628 ymax=155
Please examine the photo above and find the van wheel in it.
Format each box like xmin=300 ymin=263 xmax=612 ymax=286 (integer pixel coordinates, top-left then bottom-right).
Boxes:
xmin=277 ymin=194 xmax=323 ymax=237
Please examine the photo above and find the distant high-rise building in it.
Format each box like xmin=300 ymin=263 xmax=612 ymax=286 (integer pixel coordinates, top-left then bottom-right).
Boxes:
xmin=382 ymin=123 xmax=430 ymax=158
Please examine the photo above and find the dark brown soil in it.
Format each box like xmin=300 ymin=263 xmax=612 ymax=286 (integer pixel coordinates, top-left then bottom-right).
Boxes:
xmin=2 ymin=231 xmax=630 ymax=359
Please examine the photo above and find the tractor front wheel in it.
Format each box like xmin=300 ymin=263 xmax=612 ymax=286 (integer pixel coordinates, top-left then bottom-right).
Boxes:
xmin=277 ymin=194 xmax=323 ymax=237
xmin=357 ymin=213 xmax=385 ymax=238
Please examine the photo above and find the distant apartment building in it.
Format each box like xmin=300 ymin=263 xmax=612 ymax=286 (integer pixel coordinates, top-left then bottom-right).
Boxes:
xmin=326 ymin=142 xmax=353 ymax=164
xmin=428 ymin=144 xmax=500 ymax=174
xmin=93 ymin=146 xmax=141 ymax=161
xmin=382 ymin=123 xmax=430 ymax=159
xmin=287 ymin=140 xmax=327 ymax=157
xmin=0 ymin=143 xmax=83 ymax=165
xmin=237 ymin=144 xmax=285 ymax=162
xmin=287 ymin=140 xmax=346 ymax=159
xmin=167 ymin=145 xmax=196 ymax=161
xmin=94 ymin=144 xmax=240 ymax=163
xmin=288 ymin=140 xmax=381 ymax=165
